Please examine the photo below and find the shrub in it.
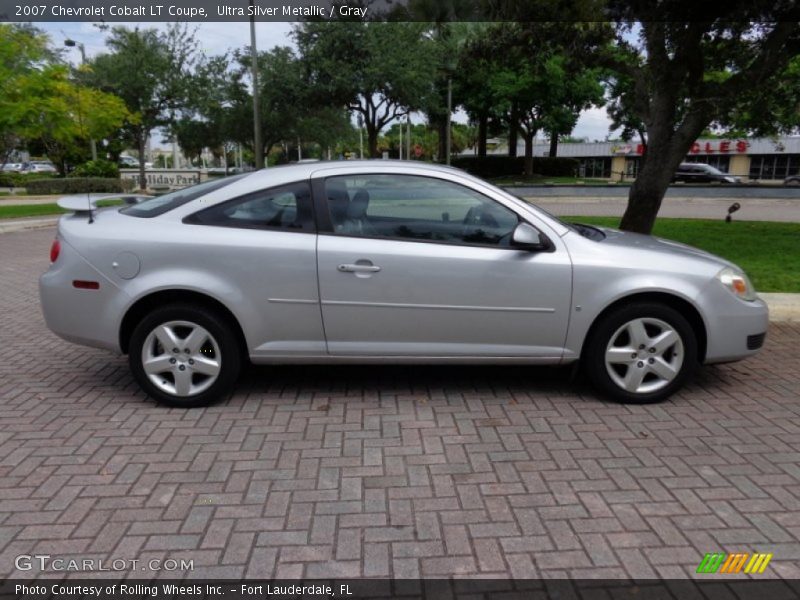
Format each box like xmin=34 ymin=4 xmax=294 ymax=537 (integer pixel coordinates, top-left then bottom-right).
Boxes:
xmin=451 ymin=156 xmax=579 ymax=178
xmin=451 ymin=156 xmax=525 ymax=178
xmin=0 ymin=171 xmax=57 ymax=188
xmin=69 ymin=159 xmax=120 ymax=179
xmin=25 ymin=177 xmax=134 ymax=195
xmin=0 ymin=173 xmax=18 ymax=188
xmin=531 ymin=157 xmax=580 ymax=177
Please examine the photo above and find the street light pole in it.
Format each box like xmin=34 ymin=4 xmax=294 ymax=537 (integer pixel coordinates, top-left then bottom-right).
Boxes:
xmin=357 ymin=115 xmax=364 ymax=159
xmin=249 ymin=2 xmax=263 ymax=169
xmin=446 ymin=77 xmax=452 ymax=166
xmin=406 ymin=114 xmax=411 ymax=161
xmin=64 ymin=39 xmax=96 ymax=161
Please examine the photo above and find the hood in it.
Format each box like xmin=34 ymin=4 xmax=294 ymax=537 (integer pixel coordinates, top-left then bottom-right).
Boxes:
xmin=592 ymin=225 xmax=738 ymax=270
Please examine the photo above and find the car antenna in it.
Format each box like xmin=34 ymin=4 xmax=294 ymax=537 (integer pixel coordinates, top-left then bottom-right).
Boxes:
xmin=87 ymin=191 xmax=94 ymax=224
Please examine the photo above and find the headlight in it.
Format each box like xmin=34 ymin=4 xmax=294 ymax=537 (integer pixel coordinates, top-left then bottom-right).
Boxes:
xmin=716 ymin=267 xmax=757 ymax=301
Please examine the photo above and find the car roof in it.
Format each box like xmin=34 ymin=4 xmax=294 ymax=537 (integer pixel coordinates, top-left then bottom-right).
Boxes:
xmin=233 ymin=160 xmax=473 ymax=189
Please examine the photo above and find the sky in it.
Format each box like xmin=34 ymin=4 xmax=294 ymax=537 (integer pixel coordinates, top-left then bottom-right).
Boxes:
xmin=42 ymin=21 xmax=619 ymax=148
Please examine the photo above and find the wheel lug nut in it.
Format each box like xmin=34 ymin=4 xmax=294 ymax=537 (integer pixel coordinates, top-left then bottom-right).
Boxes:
xmin=172 ymin=348 xmax=179 ymax=353
xmin=169 ymin=358 xmax=176 ymax=364
xmin=188 ymin=359 xmax=194 ymax=365
xmin=630 ymin=353 xmax=637 ymax=359
xmin=178 ymin=365 xmax=186 ymax=371
xmin=648 ymin=358 xmax=654 ymax=364
xmin=184 ymin=348 xmax=190 ymax=354
xmin=649 ymin=347 xmax=655 ymax=353
xmin=637 ymin=361 xmax=644 ymax=368
xmin=639 ymin=344 xmax=645 ymax=349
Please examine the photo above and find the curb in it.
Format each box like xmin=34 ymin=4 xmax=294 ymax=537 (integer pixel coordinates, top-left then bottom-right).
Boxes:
xmin=759 ymin=293 xmax=800 ymax=322
xmin=0 ymin=216 xmax=58 ymax=234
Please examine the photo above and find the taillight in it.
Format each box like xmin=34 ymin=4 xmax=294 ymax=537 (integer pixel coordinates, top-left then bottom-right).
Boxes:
xmin=50 ymin=239 xmax=60 ymax=263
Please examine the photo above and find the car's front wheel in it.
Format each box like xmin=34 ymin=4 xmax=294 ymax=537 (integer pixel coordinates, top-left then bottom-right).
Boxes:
xmin=129 ymin=304 xmax=242 ymax=408
xmin=584 ymin=302 xmax=697 ymax=403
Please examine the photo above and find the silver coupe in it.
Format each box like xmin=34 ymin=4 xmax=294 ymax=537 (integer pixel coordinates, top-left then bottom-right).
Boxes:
xmin=40 ymin=162 xmax=768 ymax=407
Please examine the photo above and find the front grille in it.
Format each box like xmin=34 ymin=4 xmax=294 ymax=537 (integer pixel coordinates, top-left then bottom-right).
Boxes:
xmin=747 ymin=333 xmax=766 ymax=350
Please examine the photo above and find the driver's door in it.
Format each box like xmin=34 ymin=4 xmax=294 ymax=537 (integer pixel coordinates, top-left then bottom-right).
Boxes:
xmin=315 ymin=174 xmax=573 ymax=358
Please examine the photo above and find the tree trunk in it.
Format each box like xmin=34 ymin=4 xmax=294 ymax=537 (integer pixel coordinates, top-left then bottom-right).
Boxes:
xmin=620 ymin=121 xmax=699 ymax=233
xmin=367 ymin=124 xmax=379 ymax=158
xmin=436 ymin=117 xmax=447 ymax=162
xmin=508 ymin=117 xmax=518 ymax=157
xmin=548 ymin=132 xmax=558 ymax=158
xmin=137 ymin=129 xmax=147 ymax=191
xmin=477 ymin=113 xmax=487 ymax=159
xmin=524 ymin=131 xmax=535 ymax=177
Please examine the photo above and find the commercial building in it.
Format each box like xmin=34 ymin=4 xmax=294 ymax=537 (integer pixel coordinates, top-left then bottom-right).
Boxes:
xmin=513 ymin=136 xmax=800 ymax=182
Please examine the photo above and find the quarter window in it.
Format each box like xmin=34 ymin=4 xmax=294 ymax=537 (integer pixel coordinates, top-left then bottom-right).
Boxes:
xmin=324 ymin=175 xmax=519 ymax=247
xmin=185 ymin=181 xmax=314 ymax=232
xmin=121 ymin=173 xmax=251 ymax=218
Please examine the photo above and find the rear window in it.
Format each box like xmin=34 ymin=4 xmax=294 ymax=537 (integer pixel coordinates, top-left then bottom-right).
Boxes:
xmin=120 ymin=173 xmax=250 ymax=218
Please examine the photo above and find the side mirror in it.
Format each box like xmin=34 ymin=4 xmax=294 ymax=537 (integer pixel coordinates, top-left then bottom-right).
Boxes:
xmin=511 ymin=222 xmax=550 ymax=251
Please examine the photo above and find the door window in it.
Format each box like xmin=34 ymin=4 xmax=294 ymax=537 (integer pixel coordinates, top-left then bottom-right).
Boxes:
xmin=185 ymin=181 xmax=314 ymax=232
xmin=323 ymin=175 xmax=519 ymax=247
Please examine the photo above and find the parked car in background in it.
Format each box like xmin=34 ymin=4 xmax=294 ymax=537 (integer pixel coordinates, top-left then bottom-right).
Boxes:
xmin=119 ymin=155 xmax=153 ymax=169
xmin=784 ymin=175 xmax=800 ymax=186
xmin=673 ymin=163 xmax=741 ymax=184
xmin=23 ymin=161 xmax=57 ymax=174
xmin=0 ymin=162 xmax=23 ymax=173
xmin=40 ymin=162 xmax=768 ymax=408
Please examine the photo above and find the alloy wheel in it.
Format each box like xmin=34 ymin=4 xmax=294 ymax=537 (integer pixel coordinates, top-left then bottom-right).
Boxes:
xmin=604 ymin=317 xmax=684 ymax=394
xmin=141 ymin=320 xmax=221 ymax=397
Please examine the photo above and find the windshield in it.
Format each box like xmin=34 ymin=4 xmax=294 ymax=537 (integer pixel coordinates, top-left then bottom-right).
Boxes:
xmin=511 ymin=193 xmax=607 ymax=240
xmin=702 ymin=164 xmax=724 ymax=175
xmin=120 ymin=173 xmax=250 ymax=218
xmin=511 ymin=193 xmax=577 ymax=231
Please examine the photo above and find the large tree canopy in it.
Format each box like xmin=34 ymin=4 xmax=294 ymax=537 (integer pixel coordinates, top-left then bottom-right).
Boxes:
xmin=90 ymin=24 xmax=199 ymax=189
xmin=488 ymin=0 xmax=800 ymax=233
xmin=295 ymin=21 xmax=439 ymax=157
xmin=0 ymin=24 xmax=128 ymax=173
xmin=600 ymin=3 xmax=800 ymax=232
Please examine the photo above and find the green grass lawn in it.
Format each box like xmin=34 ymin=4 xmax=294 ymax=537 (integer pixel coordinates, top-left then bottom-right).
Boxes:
xmin=0 ymin=203 xmax=65 ymax=219
xmin=0 ymin=199 xmax=122 ymax=220
xmin=564 ymin=216 xmax=800 ymax=293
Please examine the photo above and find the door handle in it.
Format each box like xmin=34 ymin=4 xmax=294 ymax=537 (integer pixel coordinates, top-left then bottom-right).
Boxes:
xmin=338 ymin=263 xmax=381 ymax=273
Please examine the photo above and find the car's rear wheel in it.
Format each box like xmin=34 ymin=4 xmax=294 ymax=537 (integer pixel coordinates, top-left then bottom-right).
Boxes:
xmin=584 ymin=302 xmax=697 ymax=403
xmin=129 ymin=304 xmax=241 ymax=408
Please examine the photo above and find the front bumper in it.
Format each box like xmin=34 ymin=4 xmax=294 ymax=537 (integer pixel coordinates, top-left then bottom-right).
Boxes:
xmin=699 ymin=282 xmax=769 ymax=364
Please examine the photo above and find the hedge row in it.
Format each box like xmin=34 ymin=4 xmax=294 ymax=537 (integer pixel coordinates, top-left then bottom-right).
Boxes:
xmin=451 ymin=156 xmax=579 ymax=178
xmin=25 ymin=177 xmax=134 ymax=195
xmin=0 ymin=171 xmax=57 ymax=188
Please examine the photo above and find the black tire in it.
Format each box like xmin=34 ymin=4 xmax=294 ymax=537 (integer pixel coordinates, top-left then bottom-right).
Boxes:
xmin=129 ymin=303 xmax=242 ymax=408
xmin=583 ymin=302 xmax=697 ymax=404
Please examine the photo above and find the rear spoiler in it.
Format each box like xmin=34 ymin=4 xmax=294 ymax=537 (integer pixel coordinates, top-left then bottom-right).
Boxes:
xmin=57 ymin=193 xmax=154 ymax=213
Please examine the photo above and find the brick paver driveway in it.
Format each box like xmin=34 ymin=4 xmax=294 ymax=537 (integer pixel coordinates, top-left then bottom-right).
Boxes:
xmin=1 ymin=228 xmax=799 ymax=580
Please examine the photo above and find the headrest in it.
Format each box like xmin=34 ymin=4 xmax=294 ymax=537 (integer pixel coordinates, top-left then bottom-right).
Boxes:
xmin=347 ymin=189 xmax=370 ymax=219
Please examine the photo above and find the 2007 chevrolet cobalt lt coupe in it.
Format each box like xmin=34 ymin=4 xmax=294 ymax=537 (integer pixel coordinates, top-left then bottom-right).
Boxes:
xmin=40 ymin=162 xmax=768 ymax=407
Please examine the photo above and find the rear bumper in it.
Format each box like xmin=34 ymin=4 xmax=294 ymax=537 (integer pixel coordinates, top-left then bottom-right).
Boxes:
xmin=39 ymin=238 xmax=125 ymax=353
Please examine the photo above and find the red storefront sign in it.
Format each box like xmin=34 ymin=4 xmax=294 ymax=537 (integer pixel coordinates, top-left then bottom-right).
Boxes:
xmin=634 ymin=140 xmax=748 ymax=155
